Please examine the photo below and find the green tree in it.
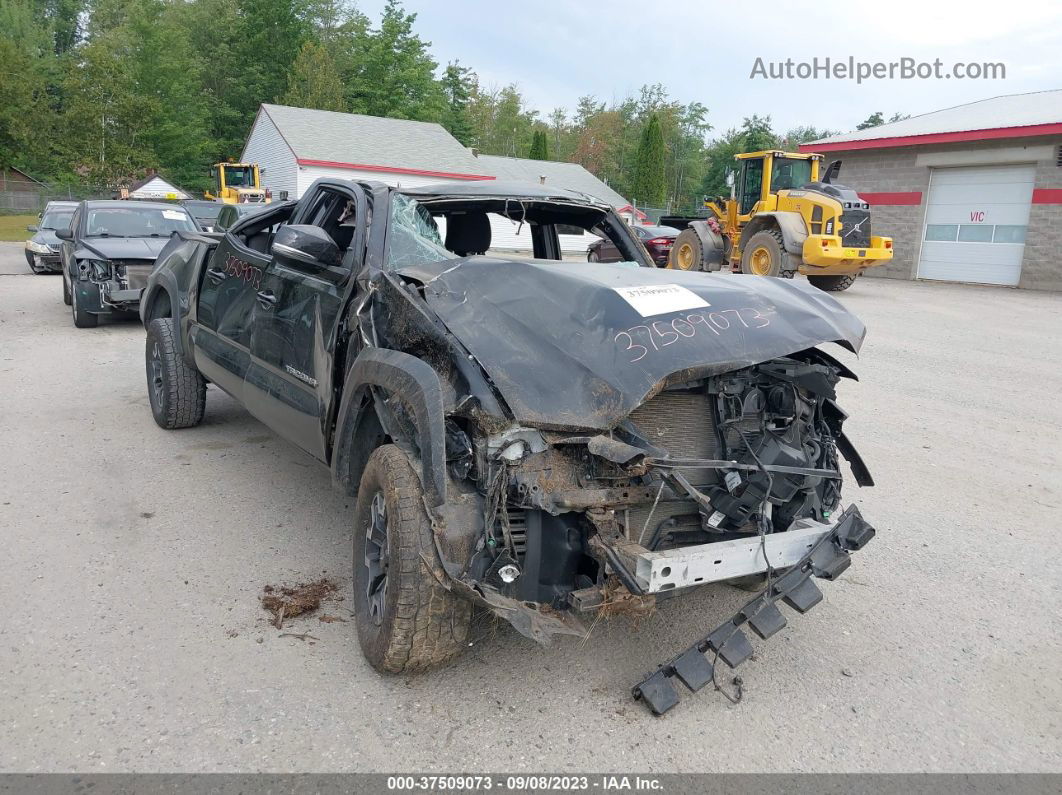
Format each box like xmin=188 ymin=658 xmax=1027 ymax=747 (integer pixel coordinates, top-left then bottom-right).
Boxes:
xmin=780 ymin=125 xmax=838 ymax=147
xmin=631 ymin=112 xmax=666 ymax=206
xmin=440 ymin=60 xmax=474 ymax=145
xmin=282 ymin=40 xmax=347 ymax=111
xmin=528 ymin=129 xmax=548 ymax=160
xmin=856 ymin=111 xmax=884 ymax=130
xmin=346 ymin=0 xmax=444 ymax=121
xmin=700 ymin=116 xmax=780 ymax=198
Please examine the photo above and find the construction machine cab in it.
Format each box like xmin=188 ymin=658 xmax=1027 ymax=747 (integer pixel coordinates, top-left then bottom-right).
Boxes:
xmin=733 ymin=151 xmax=821 ymax=216
xmin=205 ymin=162 xmax=270 ymax=205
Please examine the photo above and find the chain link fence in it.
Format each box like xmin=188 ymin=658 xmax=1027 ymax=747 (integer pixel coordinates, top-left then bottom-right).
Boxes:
xmin=0 ymin=181 xmax=112 ymax=214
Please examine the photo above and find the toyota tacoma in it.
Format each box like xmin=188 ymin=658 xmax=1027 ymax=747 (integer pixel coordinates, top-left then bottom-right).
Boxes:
xmin=141 ymin=178 xmax=876 ymax=714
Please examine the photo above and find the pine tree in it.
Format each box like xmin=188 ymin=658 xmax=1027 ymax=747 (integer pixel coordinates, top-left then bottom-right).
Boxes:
xmin=282 ymin=41 xmax=347 ymax=112
xmin=528 ymin=130 xmax=548 ymax=160
xmin=441 ymin=61 xmax=474 ymax=145
xmin=632 ymin=113 xmax=666 ymax=206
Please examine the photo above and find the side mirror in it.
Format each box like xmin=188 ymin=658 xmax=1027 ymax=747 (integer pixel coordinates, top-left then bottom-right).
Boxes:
xmin=27 ymin=225 xmax=38 ymax=233
xmin=271 ymin=224 xmax=341 ymax=269
xmin=55 ymin=227 xmax=73 ymax=241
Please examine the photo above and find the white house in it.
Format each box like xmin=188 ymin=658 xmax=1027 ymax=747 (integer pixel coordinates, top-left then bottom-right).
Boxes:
xmin=240 ymin=104 xmax=632 ymax=254
xmin=125 ymin=173 xmax=189 ymax=201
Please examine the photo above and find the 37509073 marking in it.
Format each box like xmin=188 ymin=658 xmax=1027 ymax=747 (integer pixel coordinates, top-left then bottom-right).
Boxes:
xmin=614 ymin=307 xmax=771 ymax=363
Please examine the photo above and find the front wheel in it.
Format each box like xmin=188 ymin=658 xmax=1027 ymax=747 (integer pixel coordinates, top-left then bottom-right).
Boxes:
xmin=740 ymin=229 xmax=786 ymax=277
xmin=71 ymin=281 xmax=99 ymax=328
xmin=668 ymin=228 xmax=704 ymax=271
xmin=807 ymin=274 xmax=857 ymax=292
xmin=62 ymin=274 xmax=72 ymax=306
xmin=352 ymin=445 xmax=471 ymax=674
xmin=145 ymin=317 xmax=206 ymax=429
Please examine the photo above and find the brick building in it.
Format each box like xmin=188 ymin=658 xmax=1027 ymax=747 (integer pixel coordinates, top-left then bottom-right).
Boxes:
xmin=801 ymin=90 xmax=1062 ymax=290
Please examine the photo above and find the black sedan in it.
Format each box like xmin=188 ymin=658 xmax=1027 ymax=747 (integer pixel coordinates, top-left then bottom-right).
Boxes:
xmin=588 ymin=224 xmax=680 ymax=266
xmin=58 ymin=200 xmax=198 ymax=327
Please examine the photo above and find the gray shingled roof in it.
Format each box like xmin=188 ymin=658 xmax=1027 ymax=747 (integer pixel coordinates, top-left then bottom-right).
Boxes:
xmin=258 ymin=104 xmax=493 ymax=177
xmin=809 ymin=89 xmax=1062 ymax=146
xmin=470 ymin=154 xmax=629 ymax=207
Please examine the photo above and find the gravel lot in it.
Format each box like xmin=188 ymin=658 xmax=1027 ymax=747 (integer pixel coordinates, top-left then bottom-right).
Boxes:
xmin=0 ymin=241 xmax=1059 ymax=773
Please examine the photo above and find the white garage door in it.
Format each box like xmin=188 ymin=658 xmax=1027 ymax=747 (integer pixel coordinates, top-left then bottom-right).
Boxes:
xmin=917 ymin=164 xmax=1035 ymax=286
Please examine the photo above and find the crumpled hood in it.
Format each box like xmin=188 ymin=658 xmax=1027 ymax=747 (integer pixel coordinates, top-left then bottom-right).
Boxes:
xmin=400 ymin=258 xmax=866 ymax=431
xmin=31 ymin=230 xmax=61 ymax=250
xmin=76 ymin=236 xmax=171 ymax=261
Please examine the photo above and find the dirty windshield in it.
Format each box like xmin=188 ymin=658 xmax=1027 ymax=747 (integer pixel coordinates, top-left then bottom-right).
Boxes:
xmin=86 ymin=206 xmax=197 ymax=237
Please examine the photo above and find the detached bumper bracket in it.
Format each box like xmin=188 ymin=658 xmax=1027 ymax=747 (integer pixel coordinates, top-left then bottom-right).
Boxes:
xmin=631 ymin=504 xmax=874 ymax=716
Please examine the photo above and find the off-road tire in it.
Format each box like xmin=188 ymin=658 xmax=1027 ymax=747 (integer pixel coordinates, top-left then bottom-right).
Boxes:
xmin=352 ymin=444 xmax=471 ymax=674
xmin=62 ymin=274 xmax=72 ymax=306
xmin=71 ymin=280 xmax=98 ymax=328
xmin=668 ymin=228 xmax=705 ymax=271
xmin=807 ymin=274 xmax=857 ymax=292
xmin=740 ymin=229 xmax=786 ymax=278
xmin=145 ymin=317 xmax=206 ymax=429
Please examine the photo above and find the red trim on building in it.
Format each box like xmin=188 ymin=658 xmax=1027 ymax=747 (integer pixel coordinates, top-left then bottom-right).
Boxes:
xmin=1032 ymin=188 xmax=1062 ymax=204
xmin=296 ymin=158 xmax=494 ymax=181
xmin=859 ymin=191 xmax=923 ymax=206
xmin=799 ymin=122 xmax=1062 ymax=152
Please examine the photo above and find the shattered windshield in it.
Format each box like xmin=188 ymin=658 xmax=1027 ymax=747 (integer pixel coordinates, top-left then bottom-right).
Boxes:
xmin=385 ymin=194 xmax=453 ymax=270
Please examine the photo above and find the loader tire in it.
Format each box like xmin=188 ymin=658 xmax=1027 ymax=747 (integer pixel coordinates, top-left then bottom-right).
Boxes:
xmin=807 ymin=274 xmax=857 ymax=292
xmin=352 ymin=445 xmax=471 ymax=674
xmin=668 ymin=228 xmax=705 ymax=271
xmin=740 ymin=229 xmax=786 ymax=277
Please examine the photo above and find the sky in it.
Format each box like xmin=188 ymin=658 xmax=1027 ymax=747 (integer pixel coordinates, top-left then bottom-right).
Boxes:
xmin=356 ymin=0 xmax=1062 ymax=139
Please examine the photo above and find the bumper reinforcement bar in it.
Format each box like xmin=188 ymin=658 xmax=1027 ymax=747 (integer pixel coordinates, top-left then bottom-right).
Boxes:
xmin=631 ymin=504 xmax=875 ymax=716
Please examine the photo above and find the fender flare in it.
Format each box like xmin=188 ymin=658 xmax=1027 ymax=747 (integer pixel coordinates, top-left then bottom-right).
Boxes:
xmin=741 ymin=211 xmax=807 ymax=257
xmin=140 ymin=274 xmax=184 ymax=357
xmin=331 ymin=348 xmax=448 ymax=508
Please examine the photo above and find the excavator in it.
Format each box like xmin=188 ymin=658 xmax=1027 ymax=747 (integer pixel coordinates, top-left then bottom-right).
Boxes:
xmin=661 ymin=150 xmax=892 ymax=291
xmin=204 ymin=162 xmax=270 ymax=205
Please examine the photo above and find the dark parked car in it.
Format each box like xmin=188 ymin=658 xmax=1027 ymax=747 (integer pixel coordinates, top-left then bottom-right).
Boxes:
xmin=141 ymin=178 xmax=875 ymax=714
xmin=213 ymin=202 xmax=268 ymax=231
xmin=180 ymin=199 xmax=224 ymax=231
xmin=58 ymin=200 xmax=198 ymax=327
xmin=24 ymin=201 xmax=78 ymax=274
xmin=589 ymin=224 xmax=680 ymax=266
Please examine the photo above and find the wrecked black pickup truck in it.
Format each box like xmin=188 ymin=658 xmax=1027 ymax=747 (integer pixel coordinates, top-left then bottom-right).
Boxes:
xmin=141 ymin=178 xmax=876 ymax=714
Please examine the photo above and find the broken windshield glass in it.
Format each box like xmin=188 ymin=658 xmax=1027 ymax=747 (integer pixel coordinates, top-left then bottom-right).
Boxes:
xmin=386 ymin=194 xmax=453 ymax=270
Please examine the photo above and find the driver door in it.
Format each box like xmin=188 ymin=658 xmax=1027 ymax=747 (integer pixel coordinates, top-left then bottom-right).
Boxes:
xmin=192 ymin=202 xmax=291 ymax=400
xmin=243 ymin=182 xmax=367 ymax=461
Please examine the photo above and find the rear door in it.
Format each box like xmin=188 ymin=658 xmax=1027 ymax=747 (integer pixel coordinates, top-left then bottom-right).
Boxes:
xmin=192 ymin=202 xmax=291 ymax=399
xmin=243 ymin=182 xmax=367 ymax=461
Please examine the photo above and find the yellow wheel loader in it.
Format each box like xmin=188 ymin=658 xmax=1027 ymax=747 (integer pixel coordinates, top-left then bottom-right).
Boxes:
xmin=662 ymin=151 xmax=893 ymax=291
xmin=204 ymin=162 xmax=271 ymax=205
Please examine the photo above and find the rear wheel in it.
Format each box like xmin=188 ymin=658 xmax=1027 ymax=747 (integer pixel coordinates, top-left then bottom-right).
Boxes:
xmin=352 ymin=444 xmax=471 ymax=674
xmin=807 ymin=274 xmax=857 ymax=292
xmin=145 ymin=317 xmax=206 ymax=429
xmin=740 ymin=229 xmax=786 ymax=277
xmin=71 ymin=281 xmax=99 ymax=328
xmin=668 ymin=229 xmax=704 ymax=271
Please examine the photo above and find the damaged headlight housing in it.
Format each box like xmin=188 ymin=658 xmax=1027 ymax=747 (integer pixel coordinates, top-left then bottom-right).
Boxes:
xmin=79 ymin=259 xmax=112 ymax=281
xmin=26 ymin=240 xmax=52 ymax=254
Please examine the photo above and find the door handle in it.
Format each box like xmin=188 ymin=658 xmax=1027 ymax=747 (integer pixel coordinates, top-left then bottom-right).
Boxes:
xmin=206 ymin=267 xmax=227 ymax=284
xmin=256 ymin=290 xmax=277 ymax=309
